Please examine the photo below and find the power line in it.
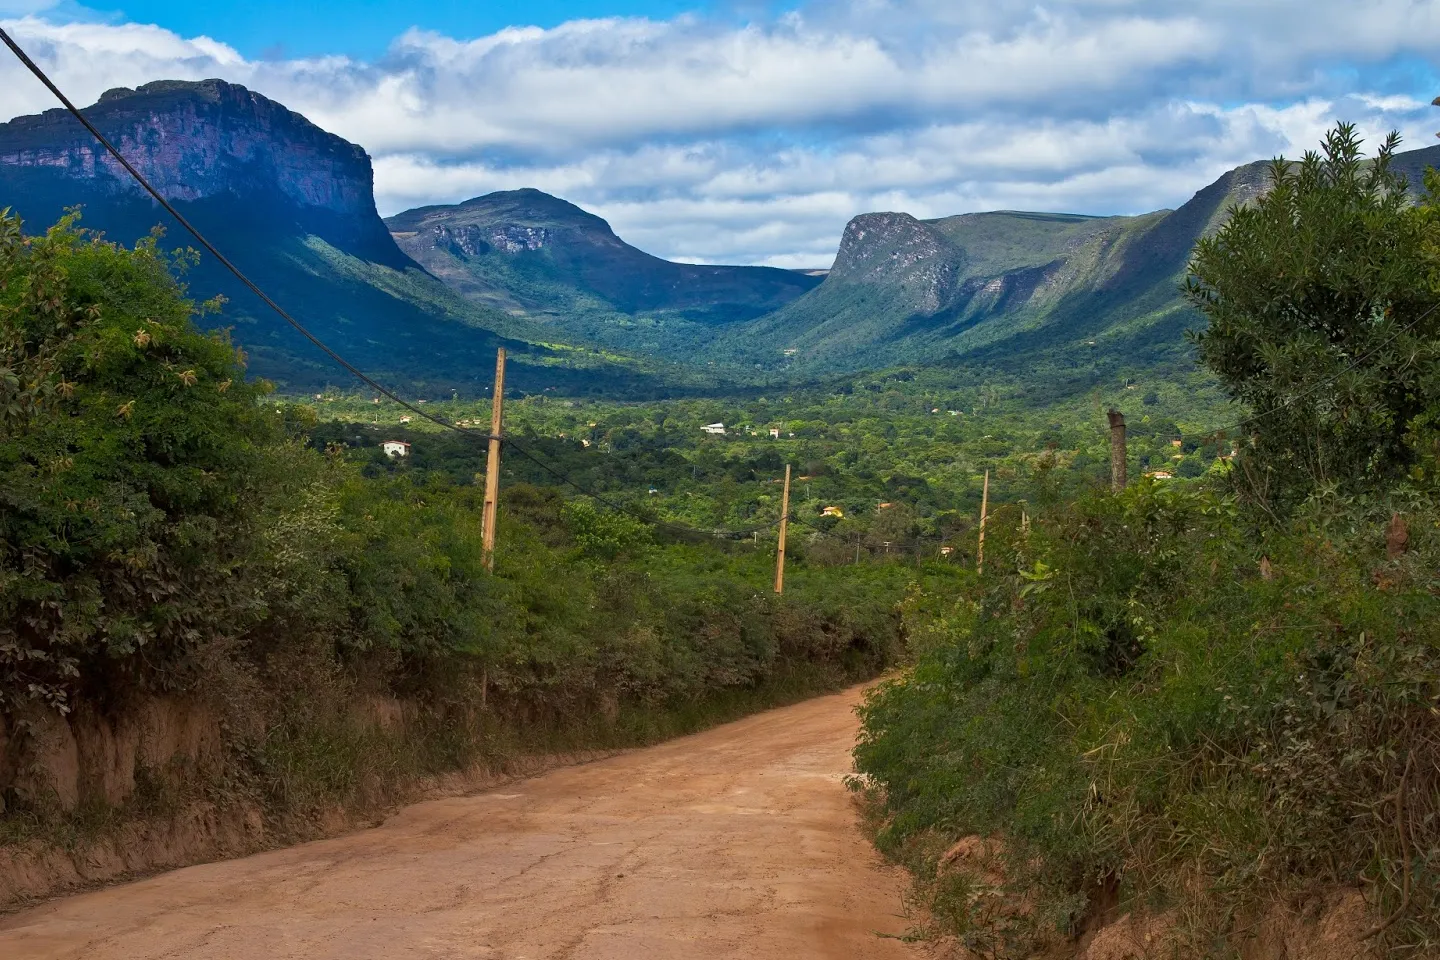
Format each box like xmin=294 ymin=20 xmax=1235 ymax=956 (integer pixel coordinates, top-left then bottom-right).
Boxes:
xmin=0 ymin=27 xmax=778 ymax=544
xmin=0 ymin=27 xmax=494 ymax=445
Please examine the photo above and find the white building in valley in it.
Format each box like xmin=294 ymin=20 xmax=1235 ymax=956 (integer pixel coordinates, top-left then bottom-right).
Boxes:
xmin=382 ymin=440 xmax=411 ymax=458
xmin=702 ymin=423 xmax=727 ymax=435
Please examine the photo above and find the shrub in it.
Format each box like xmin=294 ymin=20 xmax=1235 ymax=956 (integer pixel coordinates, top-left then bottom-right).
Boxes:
xmin=856 ymin=481 xmax=1440 ymax=955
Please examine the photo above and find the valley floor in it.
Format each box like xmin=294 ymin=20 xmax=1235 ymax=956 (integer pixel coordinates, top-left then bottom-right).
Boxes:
xmin=0 ymin=688 xmax=921 ymax=960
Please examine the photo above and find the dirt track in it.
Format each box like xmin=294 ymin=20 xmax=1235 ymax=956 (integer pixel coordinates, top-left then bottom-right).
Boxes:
xmin=0 ymin=688 xmax=922 ymax=959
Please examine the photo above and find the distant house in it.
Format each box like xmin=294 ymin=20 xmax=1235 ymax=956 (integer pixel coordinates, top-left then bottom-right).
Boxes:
xmin=399 ymin=416 xmax=413 ymax=424
xmin=1171 ymin=438 xmax=1183 ymax=447
xmin=1144 ymin=470 xmax=1173 ymax=480
xmin=877 ymin=502 xmax=895 ymax=510
xmin=702 ymin=423 xmax=727 ymax=435
xmin=769 ymin=427 xmax=781 ymax=439
xmin=940 ymin=546 xmax=955 ymax=557
xmin=382 ymin=440 xmax=411 ymax=458
xmin=822 ymin=506 xmax=845 ymax=518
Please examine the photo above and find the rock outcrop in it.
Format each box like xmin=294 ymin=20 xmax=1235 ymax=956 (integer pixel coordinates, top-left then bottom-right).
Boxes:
xmin=828 ymin=213 xmax=962 ymax=313
xmin=0 ymin=80 xmax=616 ymax=396
xmin=0 ymin=79 xmax=396 ymax=256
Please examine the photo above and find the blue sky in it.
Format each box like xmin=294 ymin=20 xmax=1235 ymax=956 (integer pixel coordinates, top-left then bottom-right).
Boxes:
xmin=2 ymin=1 xmax=1439 ymax=267
xmin=96 ymin=0 xmax=742 ymax=58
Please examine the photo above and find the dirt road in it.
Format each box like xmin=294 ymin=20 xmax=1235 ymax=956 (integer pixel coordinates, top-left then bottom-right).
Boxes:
xmin=0 ymin=688 xmax=922 ymax=959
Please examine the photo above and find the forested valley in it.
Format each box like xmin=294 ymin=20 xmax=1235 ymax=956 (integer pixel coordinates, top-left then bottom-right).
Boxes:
xmin=3 ymin=120 xmax=1440 ymax=960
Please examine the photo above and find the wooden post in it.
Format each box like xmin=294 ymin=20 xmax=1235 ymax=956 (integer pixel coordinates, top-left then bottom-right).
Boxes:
xmin=774 ymin=464 xmax=791 ymax=594
xmin=1108 ymin=409 xmax=1127 ymax=492
xmin=977 ymin=469 xmax=990 ymax=574
xmin=481 ymin=348 xmax=507 ymax=573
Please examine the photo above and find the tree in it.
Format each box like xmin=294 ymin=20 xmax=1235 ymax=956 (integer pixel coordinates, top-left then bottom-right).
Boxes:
xmin=1185 ymin=124 xmax=1440 ymax=504
xmin=0 ymin=212 xmax=275 ymax=710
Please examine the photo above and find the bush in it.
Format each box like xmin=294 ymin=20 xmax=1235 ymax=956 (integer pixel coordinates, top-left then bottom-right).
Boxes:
xmin=855 ymin=481 xmax=1440 ymax=955
xmin=1185 ymin=124 xmax=1440 ymax=507
xmin=0 ymin=212 xmax=276 ymax=711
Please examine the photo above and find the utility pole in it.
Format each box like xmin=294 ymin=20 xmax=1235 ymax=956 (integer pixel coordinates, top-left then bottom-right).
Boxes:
xmin=1108 ymin=408 xmax=1127 ymax=491
xmin=481 ymin=348 xmax=507 ymax=573
xmin=774 ymin=464 xmax=791 ymax=594
xmin=977 ymin=468 xmax=990 ymax=574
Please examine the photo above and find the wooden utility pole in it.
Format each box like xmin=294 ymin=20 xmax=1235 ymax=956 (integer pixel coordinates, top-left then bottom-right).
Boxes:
xmin=977 ymin=469 xmax=990 ymax=574
xmin=1108 ymin=408 xmax=1127 ymax=491
xmin=774 ymin=464 xmax=791 ymax=594
xmin=481 ymin=348 xmax=507 ymax=573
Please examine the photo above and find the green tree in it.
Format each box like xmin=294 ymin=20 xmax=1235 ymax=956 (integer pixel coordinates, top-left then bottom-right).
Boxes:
xmin=0 ymin=212 xmax=274 ymax=711
xmin=1185 ymin=124 xmax=1440 ymax=504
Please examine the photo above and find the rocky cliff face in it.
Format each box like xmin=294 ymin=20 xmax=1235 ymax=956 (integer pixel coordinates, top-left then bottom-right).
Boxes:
xmin=0 ymin=80 xmax=630 ymax=395
xmin=0 ymin=79 xmax=400 ymax=259
xmin=828 ymin=213 xmax=962 ymax=313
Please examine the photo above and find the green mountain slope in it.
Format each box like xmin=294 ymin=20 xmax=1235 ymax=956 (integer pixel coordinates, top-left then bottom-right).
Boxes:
xmin=0 ymin=81 xmax=665 ymax=397
xmin=725 ymin=144 xmax=1440 ymax=378
xmin=385 ymin=189 xmax=822 ymax=357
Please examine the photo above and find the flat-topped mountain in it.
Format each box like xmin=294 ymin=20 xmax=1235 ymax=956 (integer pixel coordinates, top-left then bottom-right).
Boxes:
xmin=9 ymin=77 xmax=1436 ymax=392
xmin=2 ymin=79 xmax=402 ymax=263
xmin=386 ymin=189 xmax=822 ymax=354
xmin=0 ymin=81 xmax=656 ymax=395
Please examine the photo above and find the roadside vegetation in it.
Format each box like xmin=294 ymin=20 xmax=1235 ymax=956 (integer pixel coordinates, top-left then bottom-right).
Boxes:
xmin=0 ymin=210 xmax=928 ymax=852
xmin=5 ymin=119 xmax=1432 ymax=956
xmin=853 ymin=126 xmax=1440 ymax=956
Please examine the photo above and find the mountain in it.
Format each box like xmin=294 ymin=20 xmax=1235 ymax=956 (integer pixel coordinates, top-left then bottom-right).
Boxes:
xmin=0 ymin=80 xmax=659 ymax=396
xmin=724 ymin=143 xmax=1440 ymax=380
xmin=385 ymin=190 xmax=822 ymax=357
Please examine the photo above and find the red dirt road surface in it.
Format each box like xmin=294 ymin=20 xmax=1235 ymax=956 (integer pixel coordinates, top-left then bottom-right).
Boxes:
xmin=0 ymin=687 xmax=923 ymax=959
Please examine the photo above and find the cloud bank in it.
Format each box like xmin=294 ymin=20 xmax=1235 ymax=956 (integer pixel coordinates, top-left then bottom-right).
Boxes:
xmin=2 ymin=1 xmax=1438 ymax=267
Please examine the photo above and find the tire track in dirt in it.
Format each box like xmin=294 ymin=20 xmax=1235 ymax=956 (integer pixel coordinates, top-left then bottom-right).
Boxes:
xmin=0 ymin=687 xmax=922 ymax=959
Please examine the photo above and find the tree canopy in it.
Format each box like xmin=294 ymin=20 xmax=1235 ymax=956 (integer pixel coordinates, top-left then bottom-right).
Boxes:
xmin=1185 ymin=124 xmax=1440 ymax=504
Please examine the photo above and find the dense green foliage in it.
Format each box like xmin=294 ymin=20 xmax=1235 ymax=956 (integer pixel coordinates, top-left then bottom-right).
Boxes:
xmin=304 ymin=363 xmax=1234 ymax=565
xmin=1188 ymin=125 xmax=1440 ymax=505
xmin=853 ymin=126 xmax=1440 ymax=956
xmin=856 ymin=483 xmax=1440 ymax=955
xmin=0 ymin=212 xmax=276 ymax=710
xmin=0 ymin=212 xmax=922 ymax=830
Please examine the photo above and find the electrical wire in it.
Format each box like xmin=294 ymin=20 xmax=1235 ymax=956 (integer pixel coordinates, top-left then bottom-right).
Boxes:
xmin=0 ymin=27 xmax=496 ymax=445
xmin=1 ymin=26 xmax=780 ymax=543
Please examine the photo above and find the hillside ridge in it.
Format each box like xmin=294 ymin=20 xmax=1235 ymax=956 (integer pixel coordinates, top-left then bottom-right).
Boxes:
xmin=384 ymin=189 xmax=823 ymax=353
xmin=0 ymin=80 xmax=661 ymax=396
xmin=723 ymin=145 xmax=1440 ymax=376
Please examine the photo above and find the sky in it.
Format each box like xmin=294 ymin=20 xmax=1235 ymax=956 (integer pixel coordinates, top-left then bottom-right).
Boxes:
xmin=1 ymin=1 xmax=1439 ymax=268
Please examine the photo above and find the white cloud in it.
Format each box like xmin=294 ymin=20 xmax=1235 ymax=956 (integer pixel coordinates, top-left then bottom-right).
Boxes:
xmin=3 ymin=1 xmax=1439 ymax=266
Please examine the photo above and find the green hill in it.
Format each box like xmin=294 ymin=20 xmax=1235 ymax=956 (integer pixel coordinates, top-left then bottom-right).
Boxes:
xmin=0 ymin=81 xmax=667 ymax=397
xmin=722 ymin=144 xmax=1440 ymax=379
xmin=385 ymin=189 xmax=822 ymax=358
